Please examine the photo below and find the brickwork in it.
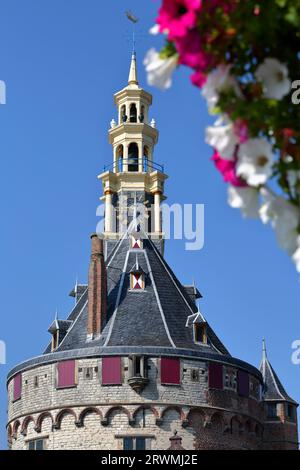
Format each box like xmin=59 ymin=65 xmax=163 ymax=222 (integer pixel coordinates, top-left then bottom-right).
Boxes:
xmin=7 ymin=356 xmax=271 ymax=450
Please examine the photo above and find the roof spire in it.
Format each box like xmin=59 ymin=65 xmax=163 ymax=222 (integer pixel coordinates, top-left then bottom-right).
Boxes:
xmin=125 ymin=10 xmax=139 ymax=86
xmin=262 ymin=338 xmax=267 ymax=360
xmin=128 ymin=51 xmax=138 ymax=86
xmin=259 ymin=339 xmax=297 ymax=404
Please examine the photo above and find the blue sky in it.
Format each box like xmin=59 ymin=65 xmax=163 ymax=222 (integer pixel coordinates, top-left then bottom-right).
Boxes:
xmin=0 ymin=0 xmax=299 ymax=449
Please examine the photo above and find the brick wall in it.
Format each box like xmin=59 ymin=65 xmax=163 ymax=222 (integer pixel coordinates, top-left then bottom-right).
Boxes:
xmin=7 ymin=356 xmax=288 ymax=450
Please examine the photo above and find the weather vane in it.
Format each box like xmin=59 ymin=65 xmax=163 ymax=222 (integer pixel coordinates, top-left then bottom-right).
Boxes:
xmin=125 ymin=10 xmax=139 ymax=54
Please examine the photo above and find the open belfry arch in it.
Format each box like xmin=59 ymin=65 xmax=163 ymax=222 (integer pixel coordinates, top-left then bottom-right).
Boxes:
xmin=7 ymin=53 xmax=298 ymax=451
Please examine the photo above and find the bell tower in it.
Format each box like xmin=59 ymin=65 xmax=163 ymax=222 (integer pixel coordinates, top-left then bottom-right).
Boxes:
xmin=98 ymin=53 xmax=167 ymax=247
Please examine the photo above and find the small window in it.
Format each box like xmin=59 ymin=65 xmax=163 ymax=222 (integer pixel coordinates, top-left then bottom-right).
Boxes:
xmin=83 ymin=367 xmax=93 ymax=380
xmin=208 ymin=363 xmax=223 ymax=390
xmin=130 ymin=272 xmax=145 ymax=290
xmin=128 ymin=355 xmax=148 ymax=378
xmin=161 ymin=358 xmax=181 ymax=385
xmin=102 ymin=357 xmax=122 ymax=385
xmin=224 ymin=368 xmax=237 ymax=391
xmin=121 ymin=105 xmax=127 ymax=123
xmin=123 ymin=437 xmax=133 ymax=450
xmin=51 ymin=330 xmax=59 ymax=351
xmin=13 ymin=374 xmax=22 ymax=402
xmin=237 ymin=370 xmax=249 ymax=397
xmin=191 ymin=369 xmax=200 ymax=382
xmin=267 ymin=403 xmax=278 ymax=418
xmin=131 ymin=236 xmax=143 ymax=249
xmin=28 ymin=439 xmax=45 ymax=451
xmin=34 ymin=376 xmax=39 ymax=388
xmin=194 ymin=323 xmax=207 ymax=344
xmin=249 ymin=377 xmax=260 ymax=400
xmin=57 ymin=360 xmax=77 ymax=389
xmin=122 ymin=437 xmax=149 ymax=450
xmin=128 ymin=143 xmax=139 ymax=172
xmin=130 ymin=103 xmax=137 ymax=123
xmin=139 ymin=106 xmax=145 ymax=123
xmin=287 ymin=404 xmax=295 ymax=420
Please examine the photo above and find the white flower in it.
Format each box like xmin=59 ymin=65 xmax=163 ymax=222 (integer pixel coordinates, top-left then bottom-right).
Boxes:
xmin=143 ymin=48 xmax=177 ymax=90
xmin=292 ymin=238 xmax=300 ymax=273
xmin=202 ymin=65 xmax=242 ymax=110
xmin=260 ymin=188 xmax=300 ymax=255
xmin=149 ymin=24 xmax=160 ymax=35
xmin=228 ymin=186 xmax=259 ymax=218
xmin=236 ymin=138 xmax=274 ymax=187
xmin=255 ymin=58 xmax=291 ymax=100
xmin=0 ymin=80 xmax=6 ymax=105
xmin=205 ymin=117 xmax=238 ymax=160
xmin=286 ymin=170 xmax=300 ymax=198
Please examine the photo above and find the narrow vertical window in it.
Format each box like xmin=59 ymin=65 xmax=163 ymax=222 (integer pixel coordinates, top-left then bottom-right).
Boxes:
xmin=194 ymin=323 xmax=207 ymax=344
xmin=129 ymin=103 xmax=137 ymax=123
xmin=13 ymin=374 xmax=22 ymax=401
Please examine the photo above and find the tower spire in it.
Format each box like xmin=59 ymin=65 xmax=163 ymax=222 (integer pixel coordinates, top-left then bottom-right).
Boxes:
xmin=128 ymin=52 xmax=138 ymax=86
xmin=262 ymin=338 xmax=267 ymax=361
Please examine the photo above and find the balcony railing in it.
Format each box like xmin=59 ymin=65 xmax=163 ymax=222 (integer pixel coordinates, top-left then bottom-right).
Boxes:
xmin=103 ymin=157 xmax=164 ymax=173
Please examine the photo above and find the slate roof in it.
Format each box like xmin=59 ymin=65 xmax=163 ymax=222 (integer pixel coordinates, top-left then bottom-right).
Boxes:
xmin=260 ymin=345 xmax=297 ymax=405
xmin=42 ymin=229 xmax=230 ymax=356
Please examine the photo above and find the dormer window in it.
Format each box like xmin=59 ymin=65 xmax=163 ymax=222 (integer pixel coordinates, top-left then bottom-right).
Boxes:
xmin=131 ymin=235 xmax=143 ymax=249
xmin=52 ymin=330 xmax=59 ymax=351
xmin=48 ymin=318 xmax=72 ymax=352
xmin=130 ymin=272 xmax=144 ymax=290
xmin=194 ymin=323 xmax=207 ymax=344
xmin=130 ymin=257 xmax=145 ymax=290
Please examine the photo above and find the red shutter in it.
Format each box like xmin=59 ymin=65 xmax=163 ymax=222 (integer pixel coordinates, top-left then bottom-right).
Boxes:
xmin=102 ymin=357 xmax=122 ymax=385
xmin=208 ymin=363 xmax=223 ymax=389
xmin=57 ymin=360 xmax=76 ymax=388
xmin=161 ymin=358 xmax=180 ymax=385
xmin=13 ymin=374 xmax=22 ymax=401
xmin=238 ymin=370 xmax=249 ymax=397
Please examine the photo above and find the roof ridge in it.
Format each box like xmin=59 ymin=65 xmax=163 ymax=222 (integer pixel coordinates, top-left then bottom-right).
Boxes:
xmin=143 ymin=249 xmax=176 ymax=348
xmin=146 ymin=237 xmax=197 ymax=316
xmin=103 ymin=249 xmax=131 ymax=347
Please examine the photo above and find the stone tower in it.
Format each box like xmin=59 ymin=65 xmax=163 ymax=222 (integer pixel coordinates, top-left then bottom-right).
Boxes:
xmin=7 ymin=55 xmax=298 ymax=451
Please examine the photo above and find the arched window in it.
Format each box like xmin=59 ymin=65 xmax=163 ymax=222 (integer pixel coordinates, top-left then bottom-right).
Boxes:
xmin=117 ymin=145 xmax=124 ymax=171
xmin=130 ymin=103 xmax=137 ymax=123
xmin=143 ymin=146 xmax=149 ymax=172
xmin=139 ymin=105 xmax=145 ymax=123
xmin=128 ymin=143 xmax=139 ymax=171
xmin=121 ymin=105 xmax=127 ymax=123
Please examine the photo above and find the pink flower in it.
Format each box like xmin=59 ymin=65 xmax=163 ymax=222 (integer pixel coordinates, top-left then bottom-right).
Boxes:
xmin=175 ymin=29 xmax=209 ymax=69
xmin=233 ymin=119 xmax=249 ymax=144
xmin=191 ymin=69 xmax=207 ymax=88
xmin=157 ymin=0 xmax=202 ymax=40
xmin=212 ymin=150 xmax=246 ymax=187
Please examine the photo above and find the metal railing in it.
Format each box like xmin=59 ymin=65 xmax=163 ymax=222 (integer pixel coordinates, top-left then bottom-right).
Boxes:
xmin=103 ymin=157 xmax=164 ymax=173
